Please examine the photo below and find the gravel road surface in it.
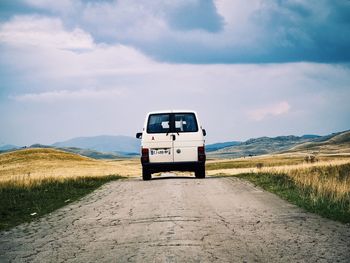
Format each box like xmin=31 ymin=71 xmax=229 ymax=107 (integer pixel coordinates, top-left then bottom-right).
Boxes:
xmin=1 ymin=174 xmax=349 ymax=262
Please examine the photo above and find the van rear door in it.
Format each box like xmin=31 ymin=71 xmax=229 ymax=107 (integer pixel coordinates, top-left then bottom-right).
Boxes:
xmin=144 ymin=113 xmax=174 ymax=163
xmin=172 ymin=113 xmax=201 ymax=162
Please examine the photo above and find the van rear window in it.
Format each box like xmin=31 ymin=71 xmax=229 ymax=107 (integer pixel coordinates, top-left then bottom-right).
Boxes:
xmin=147 ymin=113 xmax=198 ymax=133
xmin=174 ymin=113 xmax=198 ymax=132
xmin=147 ymin=114 xmax=170 ymax=133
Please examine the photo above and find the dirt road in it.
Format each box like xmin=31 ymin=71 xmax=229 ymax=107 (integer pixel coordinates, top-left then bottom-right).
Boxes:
xmin=1 ymin=174 xmax=349 ymax=262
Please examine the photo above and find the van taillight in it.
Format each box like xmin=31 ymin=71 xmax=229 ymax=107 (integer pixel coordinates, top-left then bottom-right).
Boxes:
xmin=198 ymin=146 xmax=206 ymax=162
xmin=141 ymin=148 xmax=149 ymax=163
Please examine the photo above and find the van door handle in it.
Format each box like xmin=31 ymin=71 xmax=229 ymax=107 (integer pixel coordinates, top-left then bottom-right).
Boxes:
xmin=171 ymin=135 xmax=176 ymax=141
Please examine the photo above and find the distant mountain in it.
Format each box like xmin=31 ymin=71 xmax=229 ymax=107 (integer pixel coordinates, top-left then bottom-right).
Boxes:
xmin=0 ymin=144 xmax=20 ymax=151
xmin=57 ymin=147 xmax=126 ymax=159
xmin=301 ymin=134 xmax=321 ymax=139
xmin=212 ymin=135 xmax=311 ymax=157
xmin=30 ymin=144 xmax=52 ymax=148
xmin=52 ymin=135 xmax=140 ymax=154
xmin=209 ymin=131 xmax=350 ymax=158
xmin=206 ymin=141 xmax=241 ymax=152
xmin=0 ymin=136 xmax=140 ymax=159
xmin=2 ymin=130 xmax=348 ymax=159
xmin=22 ymin=143 xmax=131 ymax=159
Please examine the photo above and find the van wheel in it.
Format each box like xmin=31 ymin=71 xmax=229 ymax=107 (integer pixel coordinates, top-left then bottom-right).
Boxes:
xmin=142 ymin=167 xmax=152 ymax=181
xmin=195 ymin=165 xmax=205 ymax=178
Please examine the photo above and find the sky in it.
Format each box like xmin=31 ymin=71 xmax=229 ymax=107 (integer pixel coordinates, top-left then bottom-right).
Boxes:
xmin=0 ymin=0 xmax=349 ymax=145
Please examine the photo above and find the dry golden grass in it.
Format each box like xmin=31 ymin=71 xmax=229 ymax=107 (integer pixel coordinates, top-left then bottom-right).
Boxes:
xmin=209 ymin=154 xmax=350 ymax=207
xmin=208 ymin=159 xmax=350 ymax=176
xmin=0 ymin=148 xmax=141 ymax=187
xmin=2 ymin=148 xmax=348 ymax=223
xmin=207 ymin=153 xmax=350 ymax=169
xmin=2 ymin=148 xmax=350 ymax=203
xmin=281 ymin=164 xmax=350 ymax=204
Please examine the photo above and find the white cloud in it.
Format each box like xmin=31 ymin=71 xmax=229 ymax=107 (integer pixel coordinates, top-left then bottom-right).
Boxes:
xmin=10 ymin=89 xmax=125 ymax=102
xmin=248 ymin=101 xmax=291 ymax=121
xmin=0 ymin=15 xmax=94 ymax=50
xmin=80 ymin=0 xmax=169 ymax=42
xmin=9 ymin=0 xmax=349 ymax=64
xmin=0 ymin=14 xmax=349 ymax=144
xmin=0 ymin=15 xmax=155 ymax=88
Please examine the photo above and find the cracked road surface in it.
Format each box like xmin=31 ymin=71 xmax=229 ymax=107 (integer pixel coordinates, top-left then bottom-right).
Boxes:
xmin=1 ymin=174 xmax=350 ymax=262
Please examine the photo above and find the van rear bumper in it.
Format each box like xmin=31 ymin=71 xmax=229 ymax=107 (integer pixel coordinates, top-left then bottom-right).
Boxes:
xmin=143 ymin=161 xmax=205 ymax=173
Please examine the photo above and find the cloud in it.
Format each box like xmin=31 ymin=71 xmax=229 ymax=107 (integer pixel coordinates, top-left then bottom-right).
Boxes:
xmin=248 ymin=101 xmax=291 ymax=121
xmin=10 ymin=89 xmax=124 ymax=102
xmin=0 ymin=15 xmax=94 ymax=50
xmin=10 ymin=0 xmax=348 ymax=63
xmin=0 ymin=9 xmax=349 ymax=145
xmin=1 ymin=28 xmax=350 ymax=144
xmin=166 ymin=0 xmax=224 ymax=32
xmin=0 ymin=15 xmax=155 ymax=97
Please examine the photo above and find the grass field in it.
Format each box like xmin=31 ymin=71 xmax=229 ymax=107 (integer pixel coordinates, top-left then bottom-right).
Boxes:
xmin=0 ymin=148 xmax=136 ymax=231
xmin=235 ymin=165 xmax=350 ymax=223
xmin=0 ymin=148 xmax=140 ymax=187
xmin=206 ymin=154 xmax=350 ymax=170
xmin=1 ymin=147 xmax=349 ymax=229
xmin=208 ymin=155 xmax=350 ymax=223
xmin=0 ymin=175 xmax=122 ymax=231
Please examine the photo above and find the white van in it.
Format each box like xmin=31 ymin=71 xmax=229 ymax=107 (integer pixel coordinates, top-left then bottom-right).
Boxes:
xmin=136 ymin=110 xmax=206 ymax=180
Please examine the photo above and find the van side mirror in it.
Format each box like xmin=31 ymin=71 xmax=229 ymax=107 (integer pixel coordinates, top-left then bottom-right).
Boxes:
xmin=202 ymin=129 xmax=206 ymax=136
xmin=136 ymin=132 xmax=142 ymax=139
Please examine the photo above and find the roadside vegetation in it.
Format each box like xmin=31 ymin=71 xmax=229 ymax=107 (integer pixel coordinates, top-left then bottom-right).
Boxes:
xmin=2 ymin=147 xmax=350 ymax=230
xmin=234 ymin=163 xmax=350 ymax=223
xmin=208 ymin=154 xmax=350 ymax=223
xmin=0 ymin=175 xmax=122 ymax=231
xmin=206 ymin=154 xmax=350 ymax=170
xmin=0 ymin=148 xmax=131 ymax=231
xmin=0 ymin=148 xmax=140 ymax=183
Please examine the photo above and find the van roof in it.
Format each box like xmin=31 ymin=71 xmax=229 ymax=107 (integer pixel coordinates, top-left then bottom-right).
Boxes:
xmin=147 ymin=110 xmax=197 ymax=115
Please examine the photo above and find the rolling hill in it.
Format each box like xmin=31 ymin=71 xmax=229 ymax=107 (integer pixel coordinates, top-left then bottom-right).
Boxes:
xmin=2 ymin=130 xmax=349 ymax=160
xmin=27 ymin=144 xmax=130 ymax=159
xmin=209 ymin=131 xmax=349 ymax=157
xmin=206 ymin=141 xmax=241 ymax=152
xmin=288 ymin=131 xmax=350 ymax=154
xmin=0 ymin=148 xmax=141 ymax=182
xmin=56 ymin=147 xmax=130 ymax=159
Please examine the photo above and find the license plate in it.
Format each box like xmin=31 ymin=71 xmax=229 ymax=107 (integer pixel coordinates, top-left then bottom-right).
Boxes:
xmin=150 ymin=149 xmax=171 ymax=155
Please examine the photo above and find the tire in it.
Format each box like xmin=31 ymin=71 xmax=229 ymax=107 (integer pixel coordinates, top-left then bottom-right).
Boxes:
xmin=195 ymin=164 xmax=205 ymax=178
xmin=142 ymin=167 xmax=152 ymax=181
